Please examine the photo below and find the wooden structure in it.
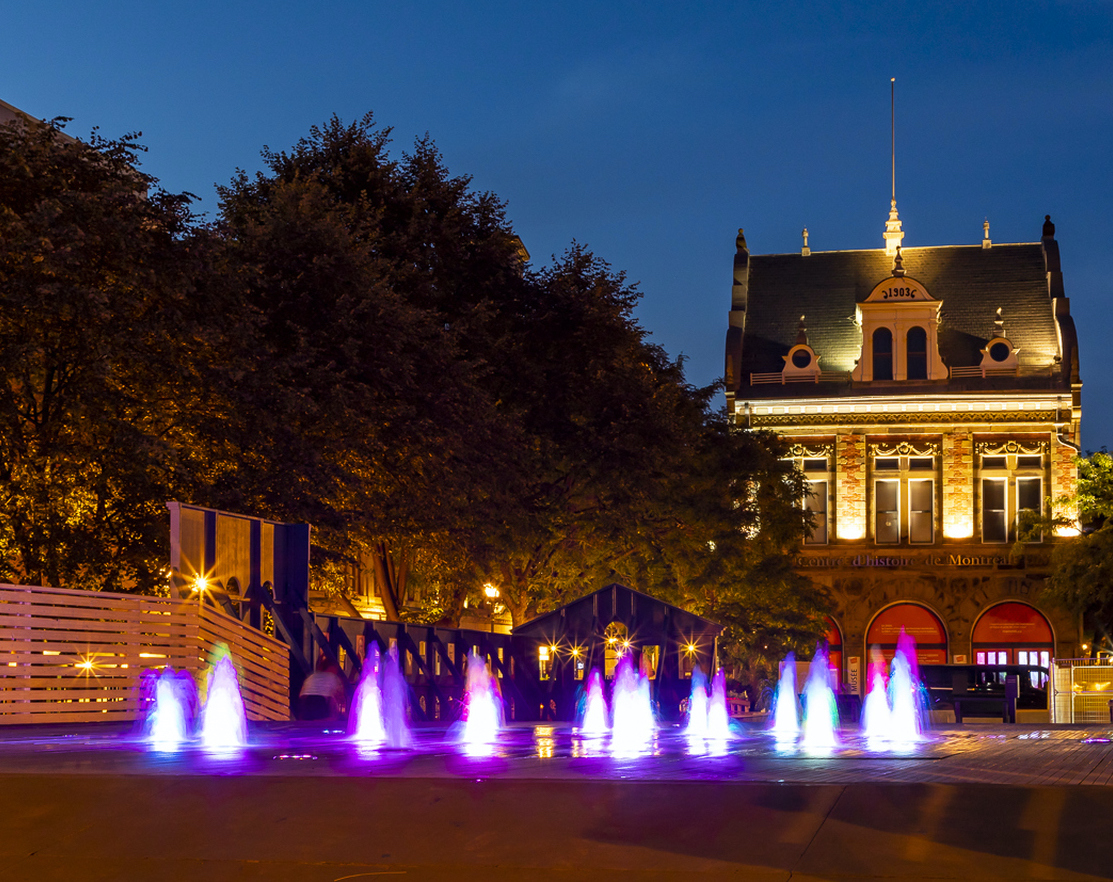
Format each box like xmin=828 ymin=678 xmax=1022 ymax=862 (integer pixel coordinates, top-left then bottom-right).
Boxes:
xmin=306 ymin=614 xmax=518 ymax=723
xmin=512 ymin=584 xmax=724 ymax=722
xmin=0 ymin=583 xmax=289 ymax=725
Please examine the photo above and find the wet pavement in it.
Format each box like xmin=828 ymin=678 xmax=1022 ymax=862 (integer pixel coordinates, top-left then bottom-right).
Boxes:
xmin=2 ymin=720 xmax=1113 ymax=880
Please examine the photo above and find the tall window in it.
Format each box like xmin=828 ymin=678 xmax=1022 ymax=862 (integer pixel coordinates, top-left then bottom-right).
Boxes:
xmin=805 ymin=480 xmax=828 ymax=545
xmin=872 ymin=328 xmax=893 ymax=380
xmin=981 ymin=479 xmax=1008 ymax=543
xmin=906 ymin=326 xmax=928 ymax=380
xmin=909 ymin=479 xmax=934 ymax=543
xmin=980 ymin=452 xmax=1045 ymax=543
xmin=875 ymin=480 xmax=899 ymax=543
xmin=874 ymin=454 xmax=935 ymax=544
xmin=788 ymin=453 xmax=832 ymax=546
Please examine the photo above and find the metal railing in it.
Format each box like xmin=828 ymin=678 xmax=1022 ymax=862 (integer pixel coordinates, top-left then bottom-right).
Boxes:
xmin=1050 ymin=658 xmax=1113 ymax=723
xmin=750 ymin=370 xmax=849 ymax=385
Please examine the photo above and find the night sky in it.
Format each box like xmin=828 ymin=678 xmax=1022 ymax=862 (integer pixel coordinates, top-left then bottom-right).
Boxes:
xmin=6 ymin=1 xmax=1112 ymax=445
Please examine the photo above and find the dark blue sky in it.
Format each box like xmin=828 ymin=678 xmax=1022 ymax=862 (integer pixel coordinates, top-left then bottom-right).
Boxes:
xmin=6 ymin=1 xmax=1112 ymax=444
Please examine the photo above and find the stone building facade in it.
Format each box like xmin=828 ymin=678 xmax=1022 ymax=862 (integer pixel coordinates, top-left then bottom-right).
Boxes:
xmin=725 ymin=210 xmax=1082 ymax=693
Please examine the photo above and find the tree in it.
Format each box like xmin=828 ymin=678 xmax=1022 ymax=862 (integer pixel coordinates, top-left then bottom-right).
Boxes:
xmin=0 ymin=116 xmax=209 ymax=591
xmin=1044 ymin=449 xmax=1113 ymax=652
xmin=208 ymin=115 xmax=527 ymax=620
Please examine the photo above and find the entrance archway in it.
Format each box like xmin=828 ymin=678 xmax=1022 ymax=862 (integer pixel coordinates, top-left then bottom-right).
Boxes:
xmin=972 ymin=602 xmax=1053 ymax=682
xmin=865 ymin=602 xmax=948 ymax=665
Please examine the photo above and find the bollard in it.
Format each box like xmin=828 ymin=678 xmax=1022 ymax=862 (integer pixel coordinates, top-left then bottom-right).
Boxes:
xmin=1004 ymin=674 xmax=1018 ymax=724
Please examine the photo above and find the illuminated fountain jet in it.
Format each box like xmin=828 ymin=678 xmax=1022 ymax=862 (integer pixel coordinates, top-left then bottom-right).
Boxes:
xmin=685 ymin=666 xmax=710 ymax=738
xmin=461 ymin=650 xmax=503 ymax=756
xmin=801 ymin=645 xmax=839 ymax=751
xmin=771 ymin=652 xmax=800 ymax=744
xmin=579 ymin=668 xmax=609 ymax=736
xmin=611 ymin=654 xmax=654 ymax=756
xmin=707 ymin=668 xmax=731 ymax=741
xmin=144 ymin=667 xmax=196 ymax=751
xmin=861 ymin=634 xmax=923 ymax=750
xmin=350 ymin=644 xmax=387 ymax=747
xmin=199 ymin=654 xmax=247 ymax=750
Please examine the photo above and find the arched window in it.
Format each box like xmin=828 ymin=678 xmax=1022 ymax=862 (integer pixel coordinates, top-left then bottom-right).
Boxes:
xmin=906 ymin=326 xmax=928 ymax=379
xmin=872 ymin=328 xmax=893 ymax=381
xmin=604 ymin=621 xmax=629 ymax=679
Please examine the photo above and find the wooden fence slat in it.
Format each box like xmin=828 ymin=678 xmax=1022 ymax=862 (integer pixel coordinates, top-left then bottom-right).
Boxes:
xmin=0 ymin=585 xmax=290 ymax=724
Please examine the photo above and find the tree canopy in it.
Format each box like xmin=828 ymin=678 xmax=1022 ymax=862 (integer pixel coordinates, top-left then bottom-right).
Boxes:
xmin=0 ymin=111 xmax=828 ymax=667
xmin=1045 ymin=449 xmax=1113 ymax=652
xmin=0 ymin=117 xmax=208 ymax=590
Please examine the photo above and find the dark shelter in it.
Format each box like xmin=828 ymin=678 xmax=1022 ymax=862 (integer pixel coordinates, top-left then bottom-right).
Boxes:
xmin=511 ymin=583 xmax=723 ymax=722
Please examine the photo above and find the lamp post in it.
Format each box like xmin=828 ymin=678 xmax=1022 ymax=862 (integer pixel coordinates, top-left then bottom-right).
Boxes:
xmin=484 ymin=583 xmax=499 ymax=633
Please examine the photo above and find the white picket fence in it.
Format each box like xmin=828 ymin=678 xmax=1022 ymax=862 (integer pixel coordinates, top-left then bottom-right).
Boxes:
xmin=0 ymin=583 xmax=289 ymax=724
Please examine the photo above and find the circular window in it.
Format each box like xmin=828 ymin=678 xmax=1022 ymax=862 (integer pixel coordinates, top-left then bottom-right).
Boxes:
xmin=791 ymin=349 xmax=812 ymax=368
xmin=989 ymin=341 xmax=1011 ymax=362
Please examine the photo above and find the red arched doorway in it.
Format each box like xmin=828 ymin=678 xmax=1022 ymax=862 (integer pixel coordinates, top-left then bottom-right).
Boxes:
xmin=866 ymin=603 xmax=948 ymax=665
xmin=972 ymin=602 xmax=1053 ymax=670
xmin=826 ymin=616 xmax=843 ymax=687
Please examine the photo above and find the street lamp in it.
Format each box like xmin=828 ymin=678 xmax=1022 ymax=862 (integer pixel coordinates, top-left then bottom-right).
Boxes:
xmin=483 ymin=583 xmax=500 ymax=632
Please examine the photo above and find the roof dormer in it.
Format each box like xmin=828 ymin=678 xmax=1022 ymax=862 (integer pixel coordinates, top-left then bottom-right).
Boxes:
xmin=783 ymin=316 xmax=821 ymax=381
xmin=852 ymin=249 xmax=947 ymax=382
xmin=978 ymin=309 xmax=1020 ymax=371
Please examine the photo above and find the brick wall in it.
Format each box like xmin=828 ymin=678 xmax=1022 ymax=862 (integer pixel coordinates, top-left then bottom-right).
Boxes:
xmin=1050 ymin=430 xmax=1079 ymax=531
xmin=942 ymin=431 xmax=973 ymax=539
xmin=836 ymin=434 xmax=865 ymax=540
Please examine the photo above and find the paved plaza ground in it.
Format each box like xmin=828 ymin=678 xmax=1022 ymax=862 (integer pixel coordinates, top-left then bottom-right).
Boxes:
xmin=1 ymin=720 xmax=1112 ymax=880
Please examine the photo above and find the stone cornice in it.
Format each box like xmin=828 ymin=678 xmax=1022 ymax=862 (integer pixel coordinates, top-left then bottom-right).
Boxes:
xmin=751 ymin=410 xmax=1059 ymax=428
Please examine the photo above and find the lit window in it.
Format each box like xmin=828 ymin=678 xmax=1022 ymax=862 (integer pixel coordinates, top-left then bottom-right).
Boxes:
xmin=979 ymin=453 xmax=1045 ymax=542
xmin=876 ymin=480 xmax=899 ymax=544
xmin=909 ymin=480 xmax=934 ymax=543
xmin=982 ymin=479 xmax=1007 ymax=543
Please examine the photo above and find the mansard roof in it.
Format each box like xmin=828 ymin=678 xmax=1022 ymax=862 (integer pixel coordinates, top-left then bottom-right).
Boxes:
xmin=734 ymin=240 xmax=1075 ymax=395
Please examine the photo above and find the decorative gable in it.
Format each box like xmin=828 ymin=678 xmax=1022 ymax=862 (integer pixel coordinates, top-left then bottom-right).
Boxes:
xmin=852 ymin=249 xmax=947 ymax=382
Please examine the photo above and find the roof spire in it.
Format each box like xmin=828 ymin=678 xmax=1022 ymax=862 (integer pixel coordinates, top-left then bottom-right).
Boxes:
xmin=891 ymin=244 xmax=905 ymax=277
xmin=796 ymin=315 xmax=808 ymax=345
xmin=982 ymin=217 xmax=992 ymax=249
xmin=883 ymin=77 xmax=904 ymax=255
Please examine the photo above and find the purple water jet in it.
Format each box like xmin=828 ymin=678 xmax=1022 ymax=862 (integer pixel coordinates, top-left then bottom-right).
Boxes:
xmin=685 ymin=666 xmax=710 ymax=738
xmin=611 ymin=654 xmax=654 ymax=756
xmin=579 ymin=668 xmax=608 ymax=736
xmin=381 ymin=645 xmax=412 ymax=749
xmin=349 ymin=644 xmax=387 ymax=746
xmin=199 ymin=653 xmax=247 ymax=750
xmin=707 ymin=668 xmax=731 ymax=740
xmin=801 ymin=645 xmax=838 ymax=751
xmin=143 ymin=667 xmax=196 ymax=750
xmin=461 ymin=650 xmax=502 ymax=755
xmin=771 ymin=652 xmax=800 ymax=743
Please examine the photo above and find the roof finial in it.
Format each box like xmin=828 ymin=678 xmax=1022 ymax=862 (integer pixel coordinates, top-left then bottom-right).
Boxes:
xmin=994 ymin=307 xmax=1006 ymax=338
xmin=1042 ymin=215 xmax=1055 ymax=239
xmin=982 ymin=217 xmax=992 ymax=249
xmin=736 ymin=227 xmax=748 ymax=253
xmin=883 ymin=77 xmax=904 ymax=255
xmin=796 ymin=315 xmax=808 ymax=345
xmin=801 ymin=227 xmax=810 ymax=256
xmin=891 ymin=244 xmax=905 ymax=277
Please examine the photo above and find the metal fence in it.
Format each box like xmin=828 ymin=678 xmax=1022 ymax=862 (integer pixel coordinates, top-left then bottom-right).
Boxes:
xmin=1050 ymin=658 xmax=1113 ymax=723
